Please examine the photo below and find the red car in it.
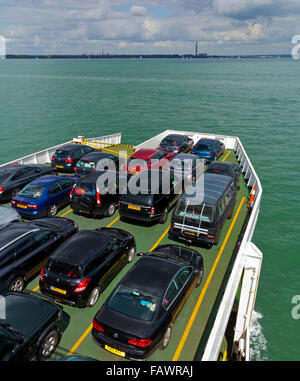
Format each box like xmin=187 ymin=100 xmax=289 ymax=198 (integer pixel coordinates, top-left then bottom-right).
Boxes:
xmin=126 ymin=149 xmax=174 ymax=174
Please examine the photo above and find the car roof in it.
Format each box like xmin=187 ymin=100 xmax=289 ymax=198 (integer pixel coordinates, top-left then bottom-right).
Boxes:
xmin=163 ymin=134 xmax=186 ymax=140
xmin=182 ymin=172 xmax=233 ymax=205
xmin=27 ymin=175 xmax=67 ymax=187
xmin=76 ymin=170 xmax=124 ymax=185
xmin=120 ymin=255 xmax=182 ymax=295
xmin=0 ymin=164 xmax=26 ymax=174
xmin=50 ymin=230 xmax=109 ymax=266
xmin=130 ymin=149 xmax=159 ymax=159
xmin=0 ymin=224 xmax=39 ymax=252
xmin=55 ymin=144 xmax=80 ymax=152
xmin=79 ymin=152 xmax=116 ymax=161
xmin=207 ymin=161 xmax=236 ymax=169
xmin=196 ymin=138 xmax=216 ymax=144
xmin=171 ymin=153 xmax=198 ymax=161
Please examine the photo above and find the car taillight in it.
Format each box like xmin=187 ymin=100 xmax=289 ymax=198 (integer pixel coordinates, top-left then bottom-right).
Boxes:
xmin=70 ymin=184 xmax=76 ymax=200
xmin=93 ymin=319 xmax=104 ymax=332
xmin=150 ymin=207 xmax=155 ymax=216
xmin=74 ymin=167 xmax=78 ymax=172
xmin=11 ymin=200 xmax=16 ymax=206
xmin=28 ymin=204 xmax=38 ymax=209
xmin=0 ymin=187 xmax=5 ymax=193
xmin=128 ymin=338 xmax=152 ymax=347
xmin=51 ymin=156 xmax=55 ymax=161
xmin=207 ymin=152 xmax=214 ymax=156
xmin=40 ymin=266 xmax=45 ymax=282
xmin=74 ymin=278 xmax=91 ymax=293
xmin=96 ymin=188 xmax=101 ymax=205
xmin=65 ymin=157 xmax=74 ymax=163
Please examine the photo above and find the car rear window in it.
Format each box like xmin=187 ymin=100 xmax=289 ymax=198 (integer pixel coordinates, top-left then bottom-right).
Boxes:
xmin=48 ymin=260 xmax=82 ymax=278
xmin=74 ymin=183 xmax=96 ymax=196
xmin=195 ymin=144 xmax=212 ymax=151
xmin=76 ymin=160 xmax=96 ymax=169
xmin=54 ymin=150 xmax=69 ymax=158
xmin=18 ymin=184 xmax=45 ymax=199
xmin=175 ymin=199 xmax=213 ymax=223
xmin=107 ymin=285 xmax=158 ymax=322
xmin=160 ymin=139 xmax=178 ymax=146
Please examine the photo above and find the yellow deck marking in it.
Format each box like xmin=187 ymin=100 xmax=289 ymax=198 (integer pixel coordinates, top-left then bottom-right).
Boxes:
xmin=222 ymin=151 xmax=231 ymax=162
xmin=106 ymin=216 xmax=120 ymax=227
xmin=32 ymin=285 xmax=39 ymax=292
xmin=60 ymin=208 xmax=73 ymax=218
xmin=150 ymin=225 xmax=171 ymax=252
xmin=172 ymin=196 xmax=246 ymax=361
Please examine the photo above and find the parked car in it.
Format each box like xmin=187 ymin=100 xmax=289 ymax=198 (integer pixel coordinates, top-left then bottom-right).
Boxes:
xmin=51 ymin=144 xmax=96 ymax=172
xmin=70 ymin=171 xmax=129 ymax=218
xmin=126 ymin=149 xmax=173 ymax=175
xmin=0 ymin=164 xmax=57 ymax=203
xmin=0 ymin=217 xmax=78 ymax=292
xmin=91 ymin=244 xmax=204 ymax=360
xmin=191 ymin=138 xmax=225 ymax=163
xmin=157 ymin=134 xmax=194 ymax=155
xmin=169 ymin=153 xmax=204 ymax=185
xmin=205 ymin=161 xmax=241 ymax=185
xmin=0 ymin=290 xmax=63 ymax=361
xmin=39 ymin=228 xmax=136 ymax=308
xmin=119 ymin=169 xmax=182 ymax=225
xmin=74 ymin=152 xmax=120 ymax=178
xmin=169 ymin=173 xmax=238 ymax=247
xmin=11 ymin=175 xmax=79 ymax=219
xmin=0 ymin=206 xmax=21 ymax=227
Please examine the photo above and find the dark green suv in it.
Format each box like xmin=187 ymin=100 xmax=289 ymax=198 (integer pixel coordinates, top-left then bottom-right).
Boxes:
xmin=0 ymin=291 xmax=63 ymax=361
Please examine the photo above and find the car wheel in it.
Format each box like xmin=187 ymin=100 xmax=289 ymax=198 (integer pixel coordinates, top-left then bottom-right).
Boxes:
xmin=195 ymin=267 xmax=204 ymax=288
xmin=38 ymin=329 xmax=59 ymax=361
xmin=159 ymin=207 xmax=168 ymax=224
xmin=11 ymin=188 xmax=21 ymax=197
xmin=8 ymin=276 xmax=25 ymax=292
xmin=48 ymin=204 xmax=58 ymax=217
xmin=126 ymin=246 xmax=136 ymax=263
xmin=105 ymin=203 xmax=116 ymax=217
xmin=160 ymin=324 xmax=173 ymax=350
xmin=86 ymin=287 xmax=100 ymax=307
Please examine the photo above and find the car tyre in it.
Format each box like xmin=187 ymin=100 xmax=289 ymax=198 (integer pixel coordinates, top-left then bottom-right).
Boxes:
xmin=48 ymin=204 xmax=58 ymax=217
xmin=126 ymin=246 xmax=136 ymax=263
xmin=159 ymin=207 xmax=168 ymax=224
xmin=8 ymin=276 xmax=25 ymax=292
xmin=160 ymin=324 xmax=173 ymax=350
xmin=105 ymin=203 xmax=116 ymax=217
xmin=195 ymin=267 xmax=204 ymax=288
xmin=86 ymin=287 xmax=100 ymax=307
xmin=38 ymin=329 xmax=59 ymax=361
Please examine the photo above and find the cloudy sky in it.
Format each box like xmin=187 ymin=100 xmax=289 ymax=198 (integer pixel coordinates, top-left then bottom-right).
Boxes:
xmin=1 ymin=0 xmax=299 ymax=55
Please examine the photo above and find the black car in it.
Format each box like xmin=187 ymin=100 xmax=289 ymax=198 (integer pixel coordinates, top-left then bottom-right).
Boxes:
xmin=0 ymin=217 xmax=78 ymax=293
xmin=74 ymin=152 xmax=120 ymax=178
xmin=157 ymin=134 xmax=194 ymax=155
xmin=92 ymin=244 xmax=204 ymax=360
xmin=0 ymin=164 xmax=57 ymax=203
xmin=119 ymin=169 xmax=182 ymax=225
xmin=51 ymin=144 xmax=96 ymax=172
xmin=39 ymin=228 xmax=136 ymax=308
xmin=0 ymin=290 xmax=63 ymax=361
xmin=70 ymin=171 xmax=129 ymax=218
xmin=205 ymin=161 xmax=241 ymax=185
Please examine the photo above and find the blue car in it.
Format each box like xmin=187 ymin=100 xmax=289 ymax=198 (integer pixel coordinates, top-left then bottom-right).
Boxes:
xmin=11 ymin=175 xmax=79 ymax=219
xmin=191 ymin=138 xmax=225 ymax=163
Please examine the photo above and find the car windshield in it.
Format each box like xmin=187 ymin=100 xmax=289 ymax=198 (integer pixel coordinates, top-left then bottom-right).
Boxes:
xmin=107 ymin=285 xmax=158 ymax=322
xmin=18 ymin=184 xmax=45 ymax=199
xmin=175 ymin=199 xmax=213 ymax=223
xmin=195 ymin=144 xmax=212 ymax=151
xmin=128 ymin=158 xmax=147 ymax=167
xmin=48 ymin=260 xmax=81 ymax=278
xmin=76 ymin=160 xmax=96 ymax=169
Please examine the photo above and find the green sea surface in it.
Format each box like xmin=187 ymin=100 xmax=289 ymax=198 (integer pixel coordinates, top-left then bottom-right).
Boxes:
xmin=0 ymin=57 xmax=299 ymax=361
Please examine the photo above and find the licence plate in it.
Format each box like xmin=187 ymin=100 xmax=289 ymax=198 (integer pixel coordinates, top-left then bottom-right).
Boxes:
xmin=184 ymin=231 xmax=196 ymax=236
xmin=128 ymin=204 xmax=141 ymax=211
xmin=17 ymin=204 xmax=27 ymax=209
xmin=50 ymin=286 xmax=66 ymax=295
xmin=56 ymin=165 xmax=64 ymax=168
xmin=104 ymin=345 xmax=125 ymax=358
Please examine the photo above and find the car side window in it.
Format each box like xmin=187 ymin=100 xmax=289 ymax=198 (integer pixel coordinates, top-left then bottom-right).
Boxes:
xmin=12 ymin=168 xmax=34 ymax=180
xmin=0 ymin=247 xmax=16 ymax=268
xmin=218 ymin=198 xmax=225 ymax=216
xmin=224 ymin=189 xmax=232 ymax=205
xmin=176 ymin=267 xmax=192 ymax=288
xmin=49 ymin=183 xmax=62 ymax=196
xmin=15 ymin=236 xmax=37 ymax=260
xmin=32 ymin=231 xmax=56 ymax=246
xmin=163 ymin=279 xmax=180 ymax=309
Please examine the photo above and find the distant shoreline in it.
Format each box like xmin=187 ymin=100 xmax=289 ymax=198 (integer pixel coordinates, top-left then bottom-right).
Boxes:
xmin=3 ymin=54 xmax=292 ymax=60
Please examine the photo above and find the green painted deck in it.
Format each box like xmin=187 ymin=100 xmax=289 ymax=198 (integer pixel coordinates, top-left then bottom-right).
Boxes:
xmin=23 ymin=148 xmax=250 ymax=362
